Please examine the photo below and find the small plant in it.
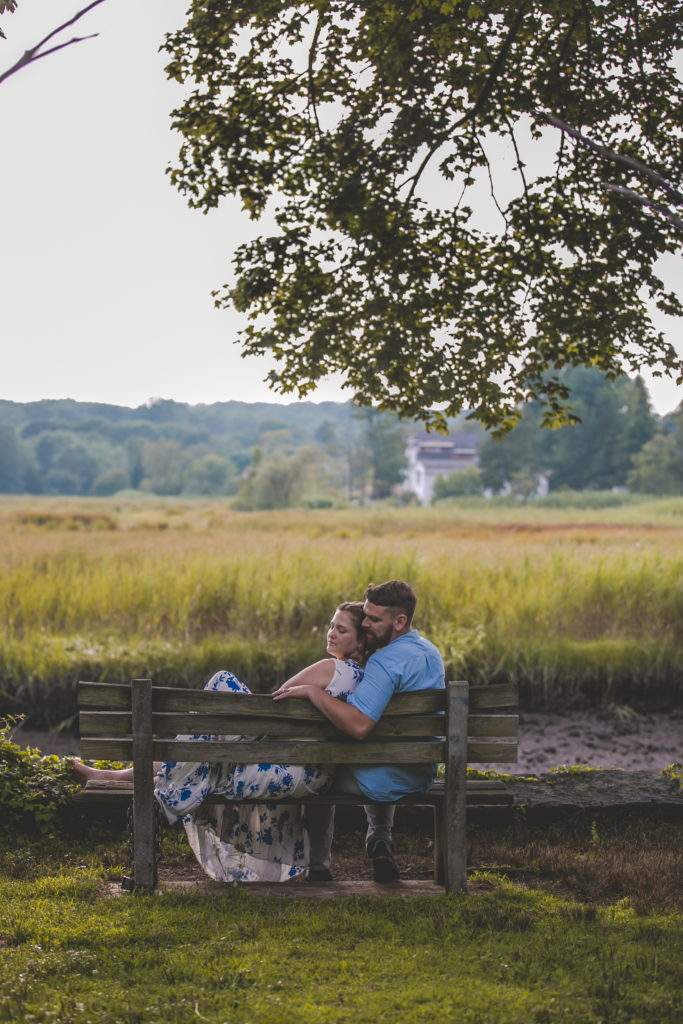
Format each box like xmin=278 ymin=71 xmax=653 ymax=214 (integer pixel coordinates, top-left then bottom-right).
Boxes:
xmin=0 ymin=716 xmax=125 ymax=834
xmin=0 ymin=716 xmax=81 ymax=832
xmin=661 ymin=763 xmax=682 ymax=790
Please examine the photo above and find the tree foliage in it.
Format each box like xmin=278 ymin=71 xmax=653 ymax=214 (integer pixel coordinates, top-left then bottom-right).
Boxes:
xmin=628 ymin=404 xmax=683 ymax=493
xmin=164 ymin=1 xmax=683 ymax=433
xmin=478 ymin=367 xmax=661 ymax=491
xmin=0 ymin=1 xmax=17 ymax=41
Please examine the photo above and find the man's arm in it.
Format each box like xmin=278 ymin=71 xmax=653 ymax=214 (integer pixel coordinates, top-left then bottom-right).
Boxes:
xmin=272 ymin=684 xmax=376 ymax=740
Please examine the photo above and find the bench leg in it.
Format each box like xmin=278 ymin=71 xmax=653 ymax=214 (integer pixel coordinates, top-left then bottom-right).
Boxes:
xmin=445 ymin=681 xmax=468 ymax=893
xmin=433 ymin=804 xmax=444 ymax=886
xmin=132 ymin=678 xmax=156 ymax=889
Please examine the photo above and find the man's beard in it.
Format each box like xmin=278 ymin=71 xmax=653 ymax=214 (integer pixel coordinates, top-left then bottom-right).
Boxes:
xmin=364 ymin=623 xmax=394 ymax=652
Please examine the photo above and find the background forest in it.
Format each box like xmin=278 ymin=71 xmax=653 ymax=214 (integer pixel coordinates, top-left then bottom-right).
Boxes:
xmin=0 ymin=367 xmax=681 ymax=505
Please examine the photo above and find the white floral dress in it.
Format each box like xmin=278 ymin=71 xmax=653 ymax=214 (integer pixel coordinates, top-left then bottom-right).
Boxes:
xmin=154 ymin=663 xmax=363 ymax=882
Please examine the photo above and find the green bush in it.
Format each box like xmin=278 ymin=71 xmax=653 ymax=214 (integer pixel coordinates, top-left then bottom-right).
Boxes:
xmin=0 ymin=717 xmax=81 ymax=832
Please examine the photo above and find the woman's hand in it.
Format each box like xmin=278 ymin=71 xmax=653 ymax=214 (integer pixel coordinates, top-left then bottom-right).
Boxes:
xmin=272 ymin=683 xmax=320 ymax=701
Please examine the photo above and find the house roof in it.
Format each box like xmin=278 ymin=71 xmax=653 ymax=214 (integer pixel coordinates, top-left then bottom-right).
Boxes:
xmin=408 ymin=431 xmax=479 ymax=455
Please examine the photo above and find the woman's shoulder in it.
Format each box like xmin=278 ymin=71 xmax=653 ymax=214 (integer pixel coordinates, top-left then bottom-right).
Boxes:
xmin=325 ymin=658 xmax=364 ymax=698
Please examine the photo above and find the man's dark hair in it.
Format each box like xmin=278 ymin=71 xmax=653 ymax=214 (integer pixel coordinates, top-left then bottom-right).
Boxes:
xmin=364 ymin=580 xmax=417 ymax=626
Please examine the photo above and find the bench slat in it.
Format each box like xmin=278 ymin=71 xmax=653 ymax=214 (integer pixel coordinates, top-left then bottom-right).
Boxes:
xmin=81 ymin=738 xmax=446 ymax=764
xmin=79 ymin=711 xmax=518 ymax=739
xmin=78 ymin=682 xmax=132 ymax=709
xmin=76 ymin=777 xmax=514 ymax=807
xmin=79 ymin=737 xmax=517 ymax=764
xmin=78 ymin=681 xmax=517 ymax=714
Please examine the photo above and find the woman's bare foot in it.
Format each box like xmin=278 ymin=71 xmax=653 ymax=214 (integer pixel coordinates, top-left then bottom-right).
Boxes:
xmin=70 ymin=759 xmax=133 ymax=783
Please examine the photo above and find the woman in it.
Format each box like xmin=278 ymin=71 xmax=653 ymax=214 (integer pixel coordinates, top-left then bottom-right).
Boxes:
xmin=73 ymin=602 xmax=366 ymax=882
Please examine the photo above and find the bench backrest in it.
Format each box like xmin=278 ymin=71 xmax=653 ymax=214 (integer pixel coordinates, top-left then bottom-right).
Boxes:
xmin=78 ymin=679 xmax=518 ymax=766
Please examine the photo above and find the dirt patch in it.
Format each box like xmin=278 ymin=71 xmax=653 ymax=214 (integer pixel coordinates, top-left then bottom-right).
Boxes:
xmin=512 ymin=708 xmax=681 ymax=774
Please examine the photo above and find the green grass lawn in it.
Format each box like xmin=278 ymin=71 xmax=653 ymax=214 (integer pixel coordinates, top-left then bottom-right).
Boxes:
xmin=1 ymin=819 xmax=681 ymax=1024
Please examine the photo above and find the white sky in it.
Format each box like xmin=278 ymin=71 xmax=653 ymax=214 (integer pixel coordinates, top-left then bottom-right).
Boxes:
xmin=1 ymin=0 xmax=681 ymax=415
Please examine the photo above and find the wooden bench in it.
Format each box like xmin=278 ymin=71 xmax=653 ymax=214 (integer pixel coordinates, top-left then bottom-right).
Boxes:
xmin=77 ymin=678 xmax=518 ymax=893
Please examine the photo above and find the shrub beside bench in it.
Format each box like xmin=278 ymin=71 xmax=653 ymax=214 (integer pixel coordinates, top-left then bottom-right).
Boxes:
xmin=77 ymin=679 xmax=518 ymax=892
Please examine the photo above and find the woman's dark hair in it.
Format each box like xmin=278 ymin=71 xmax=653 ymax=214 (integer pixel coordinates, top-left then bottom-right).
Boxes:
xmin=363 ymin=580 xmax=417 ymax=626
xmin=336 ymin=601 xmax=368 ymax=664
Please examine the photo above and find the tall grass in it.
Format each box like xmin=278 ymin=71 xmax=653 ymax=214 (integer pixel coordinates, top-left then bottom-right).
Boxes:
xmin=1 ymin=498 xmax=681 ymax=722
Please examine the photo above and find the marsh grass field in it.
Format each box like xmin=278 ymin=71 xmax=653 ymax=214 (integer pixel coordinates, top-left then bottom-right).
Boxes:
xmin=1 ymin=494 xmax=681 ymax=725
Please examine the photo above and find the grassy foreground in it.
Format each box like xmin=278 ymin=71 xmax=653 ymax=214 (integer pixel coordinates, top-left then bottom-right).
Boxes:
xmin=1 ymin=814 xmax=682 ymax=1024
xmin=1 ymin=496 xmax=682 ymax=722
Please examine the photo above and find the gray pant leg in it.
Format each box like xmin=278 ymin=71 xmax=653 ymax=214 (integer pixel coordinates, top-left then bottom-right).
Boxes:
xmin=306 ymin=769 xmax=396 ymax=867
xmin=363 ymin=802 xmax=395 ymax=851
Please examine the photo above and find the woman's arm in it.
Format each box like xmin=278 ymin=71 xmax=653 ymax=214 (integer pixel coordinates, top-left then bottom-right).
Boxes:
xmin=272 ymin=659 xmax=336 ymax=695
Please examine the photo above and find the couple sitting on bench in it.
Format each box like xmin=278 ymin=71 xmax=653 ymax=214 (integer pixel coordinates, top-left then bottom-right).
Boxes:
xmin=73 ymin=579 xmax=445 ymax=883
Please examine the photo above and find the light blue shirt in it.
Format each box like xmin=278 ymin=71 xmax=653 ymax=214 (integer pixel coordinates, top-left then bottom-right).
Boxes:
xmin=347 ymin=630 xmax=445 ymax=802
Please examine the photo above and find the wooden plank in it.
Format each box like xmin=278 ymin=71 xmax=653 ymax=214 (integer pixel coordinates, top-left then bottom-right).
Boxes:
xmin=78 ymin=777 xmax=509 ymax=800
xmin=467 ymin=741 xmax=517 ymax=763
xmin=444 ymin=680 xmax=468 ymax=893
xmin=78 ymin=682 xmax=131 ymax=709
xmin=466 ymin=715 xmax=517 ymax=738
xmin=150 ymin=712 xmax=449 ymax=739
xmin=153 ymin=739 xmax=445 ymax=764
xmin=80 ymin=736 xmax=516 ymax=764
xmin=80 ymin=738 xmax=132 ymax=760
xmin=469 ymin=684 xmax=518 ymax=710
xmin=131 ymin=679 xmax=155 ymax=890
xmin=79 ymin=710 xmax=517 ymax=741
xmin=75 ymin=778 xmax=513 ymax=808
xmin=80 ymin=711 xmax=132 ymax=736
xmin=80 ymin=738 xmax=446 ymax=763
xmin=79 ymin=681 xmax=518 ymax=714
xmin=149 ymin=687 xmax=449 ymax=717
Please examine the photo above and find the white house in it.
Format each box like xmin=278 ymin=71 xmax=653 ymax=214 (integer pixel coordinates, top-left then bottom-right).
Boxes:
xmin=405 ymin=432 xmax=479 ymax=504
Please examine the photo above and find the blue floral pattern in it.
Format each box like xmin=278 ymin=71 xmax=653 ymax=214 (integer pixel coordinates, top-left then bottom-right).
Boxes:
xmin=154 ymin=663 xmax=363 ymax=882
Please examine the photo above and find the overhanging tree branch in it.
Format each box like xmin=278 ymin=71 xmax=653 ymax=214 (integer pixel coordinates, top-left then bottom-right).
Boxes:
xmin=534 ymin=109 xmax=683 ymax=206
xmin=0 ymin=0 xmax=107 ymax=86
xmin=600 ymin=183 xmax=683 ymax=234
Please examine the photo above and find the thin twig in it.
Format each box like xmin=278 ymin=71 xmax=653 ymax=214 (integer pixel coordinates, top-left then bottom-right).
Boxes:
xmin=0 ymin=0 xmax=107 ymax=86
xmin=476 ymin=131 xmax=508 ymax=230
xmin=403 ymin=2 xmax=529 ymax=201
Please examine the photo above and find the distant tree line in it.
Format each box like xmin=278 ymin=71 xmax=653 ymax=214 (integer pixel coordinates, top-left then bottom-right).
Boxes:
xmin=0 ymin=370 xmax=680 ymax=506
xmin=432 ymin=369 xmax=683 ymax=500
xmin=0 ymin=397 xmax=408 ymax=506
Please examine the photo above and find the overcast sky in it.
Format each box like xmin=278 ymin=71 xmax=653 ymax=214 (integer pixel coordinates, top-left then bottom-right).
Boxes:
xmin=1 ymin=0 xmax=681 ymax=415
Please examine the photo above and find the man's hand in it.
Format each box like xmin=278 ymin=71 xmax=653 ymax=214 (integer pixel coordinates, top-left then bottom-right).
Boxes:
xmin=273 ymin=685 xmax=376 ymax=741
